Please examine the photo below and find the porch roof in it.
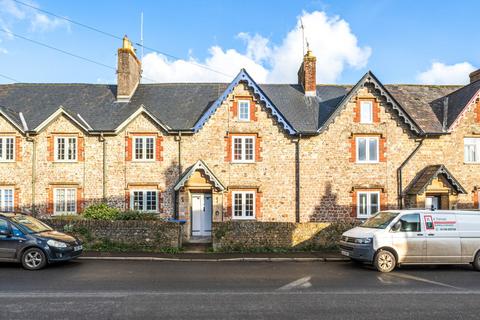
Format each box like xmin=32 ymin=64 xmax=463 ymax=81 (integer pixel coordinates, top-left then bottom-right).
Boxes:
xmin=174 ymin=160 xmax=226 ymax=191
xmin=405 ymin=164 xmax=467 ymax=195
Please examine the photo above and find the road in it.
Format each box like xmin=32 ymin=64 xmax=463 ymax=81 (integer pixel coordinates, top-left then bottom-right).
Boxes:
xmin=1 ymin=259 xmax=480 ymax=320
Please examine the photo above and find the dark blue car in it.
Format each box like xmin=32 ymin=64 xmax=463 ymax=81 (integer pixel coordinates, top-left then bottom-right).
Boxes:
xmin=0 ymin=213 xmax=83 ymax=270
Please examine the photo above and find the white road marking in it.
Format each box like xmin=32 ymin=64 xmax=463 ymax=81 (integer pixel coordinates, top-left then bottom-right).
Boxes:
xmin=386 ymin=272 xmax=462 ymax=289
xmin=277 ymin=276 xmax=312 ymax=291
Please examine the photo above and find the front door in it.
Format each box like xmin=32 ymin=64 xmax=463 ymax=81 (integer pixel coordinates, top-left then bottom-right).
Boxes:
xmin=425 ymin=196 xmax=440 ymax=210
xmin=191 ymin=193 xmax=212 ymax=236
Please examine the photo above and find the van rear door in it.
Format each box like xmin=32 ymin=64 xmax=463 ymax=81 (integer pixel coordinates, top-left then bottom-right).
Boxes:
xmin=424 ymin=213 xmax=461 ymax=263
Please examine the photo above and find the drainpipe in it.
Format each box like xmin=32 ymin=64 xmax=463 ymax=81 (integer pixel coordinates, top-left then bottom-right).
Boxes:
xmin=100 ymin=133 xmax=106 ymax=202
xmin=295 ymin=134 xmax=302 ymax=223
xmin=174 ymin=132 xmax=182 ymax=219
xmin=397 ymin=138 xmax=425 ymax=208
xmin=26 ymin=133 xmax=36 ymax=216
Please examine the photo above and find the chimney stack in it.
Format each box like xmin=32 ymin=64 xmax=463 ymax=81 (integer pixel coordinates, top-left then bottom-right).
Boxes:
xmin=117 ymin=35 xmax=142 ymax=102
xmin=469 ymin=69 xmax=480 ymax=84
xmin=297 ymin=49 xmax=317 ymax=96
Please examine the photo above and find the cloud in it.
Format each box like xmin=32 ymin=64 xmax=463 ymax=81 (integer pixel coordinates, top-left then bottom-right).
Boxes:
xmin=29 ymin=12 xmax=70 ymax=32
xmin=417 ymin=62 xmax=476 ymax=85
xmin=142 ymin=10 xmax=371 ymax=84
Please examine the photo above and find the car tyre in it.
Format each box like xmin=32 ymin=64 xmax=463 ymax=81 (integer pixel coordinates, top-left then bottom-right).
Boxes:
xmin=473 ymin=251 xmax=480 ymax=271
xmin=21 ymin=248 xmax=47 ymax=271
xmin=374 ymin=250 xmax=396 ymax=273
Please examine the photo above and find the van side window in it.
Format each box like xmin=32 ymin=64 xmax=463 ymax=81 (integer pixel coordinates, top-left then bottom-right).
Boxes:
xmin=399 ymin=214 xmax=421 ymax=232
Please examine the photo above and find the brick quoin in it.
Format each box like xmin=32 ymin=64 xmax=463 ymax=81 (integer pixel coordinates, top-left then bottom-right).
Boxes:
xmin=77 ymin=187 xmax=84 ymax=213
xmin=46 ymin=187 xmax=53 ymax=214
xmin=78 ymin=136 xmax=85 ymax=162
xmin=125 ymin=190 xmax=130 ymax=210
xmin=47 ymin=136 xmax=54 ymax=161
xmin=156 ymin=136 xmax=164 ymax=161
xmin=476 ymin=100 xmax=480 ymax=123
xmin=15 ymin=136 xmax=22 ymax=162
xmin=226 ymin=191 xmax=232 ymax=217
xmin=474 ymin=190 xmax=479 ymax=209
xmin=255 ymin=136 xmax=263 ymax=162
xmin=14 ymin=187 xmax=20 ymax=211
xmin=379 ymin=136 xmax=387 ymax=162
xmin=125 ymin=136 xmax=132 ymax=161
xmin=224 ymin=135 xmax=232 ymax=162
xmin=255 ymin=191 xmax=262 ymax=220
xmin=349 ymin=136 xmax=356 ymax=162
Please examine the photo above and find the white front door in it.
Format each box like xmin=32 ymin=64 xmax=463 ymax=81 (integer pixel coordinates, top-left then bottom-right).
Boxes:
xmin=191 ymin=193 xmax=212 ymax=236
xmin=425 ymin=196 xmax=439 ymax=210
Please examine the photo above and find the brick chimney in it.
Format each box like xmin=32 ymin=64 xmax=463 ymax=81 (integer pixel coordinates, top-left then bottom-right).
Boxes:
xmin=297 ymin=49 xmax=317 ymax=96
xmin=469 ymin=69 xmax=480 ymax=84
xmin=117 ymin=36 xmax=142 ymax=102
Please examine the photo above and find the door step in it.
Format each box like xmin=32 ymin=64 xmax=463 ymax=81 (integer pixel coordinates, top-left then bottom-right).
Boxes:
xmin=182 ymin=242 xmax=212 ymax=253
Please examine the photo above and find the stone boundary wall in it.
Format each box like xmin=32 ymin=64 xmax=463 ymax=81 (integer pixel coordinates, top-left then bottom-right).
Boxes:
xmin=212 ymin=221 xmax=359 ymax=251
xmin=42 ymin=219 xmax=183 ymax=250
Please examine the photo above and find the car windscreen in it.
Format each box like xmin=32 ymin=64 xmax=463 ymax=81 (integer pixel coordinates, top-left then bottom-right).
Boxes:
xmin=360 ymin=211 xmax=399 ymax=229
xmin=10 ymin=215 xmax=53 ymax=234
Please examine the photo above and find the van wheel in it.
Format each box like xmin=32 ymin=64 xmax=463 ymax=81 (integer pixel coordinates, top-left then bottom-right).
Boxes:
xmin=374 ymin=250 xmax=396 ymax=273
xmin=22 ymin=248 xmax=47 ymax=271
xmin=473 ymin=252 xmax=480 ymax=271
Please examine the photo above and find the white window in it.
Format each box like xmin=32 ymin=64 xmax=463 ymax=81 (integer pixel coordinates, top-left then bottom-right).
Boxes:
xmin=360 ymin=101 xmax=373 ymax=123
xmin=232 ymin=191 xmax=255 ymax=220
xmin=356 ymin=136 xmax=379 ymax=163
xmin=134 ymin=136 xmax=155 ymax=161
xmin=357 ymin=191 xmax=380 ymax=218
xmin=55 ymin=137 xmax=77 ymax=162
xmin=238 ymin=100 xmax=250 ymax=121
xmin=54 ymin=188 xmax=76 ymax=215
xmin=0 ymin=188 xmax=14 ymax=212
xmin=464 ymin=138 xmax=480 ymax=163
xmin=232 ymin=136 xmax=255 ymax=163
xmin=131 ymin=190 xmax=158 ymax=212
xmin=0 ymin=137 xmax=15 ymax=162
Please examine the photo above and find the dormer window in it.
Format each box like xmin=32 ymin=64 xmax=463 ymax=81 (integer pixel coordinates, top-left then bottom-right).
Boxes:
xmin=360 ymin=101 xmax=373 ymax=123
xmin=238 ymin=100 xmax=250 ymax=121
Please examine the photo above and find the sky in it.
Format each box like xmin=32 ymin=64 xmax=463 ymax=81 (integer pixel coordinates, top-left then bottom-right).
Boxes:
xmin=0 ymin=0 xmax=479 ymax=85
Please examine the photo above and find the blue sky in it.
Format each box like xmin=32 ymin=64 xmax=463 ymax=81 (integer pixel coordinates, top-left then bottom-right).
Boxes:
xmin=0 ymin=0 xmax=479 ymax=85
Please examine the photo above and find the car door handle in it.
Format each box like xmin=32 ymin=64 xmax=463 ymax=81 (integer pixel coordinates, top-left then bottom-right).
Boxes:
xmin=417 ymin=233 xmax=423 ymax=236
xmin=427 ymin=234 xmax=435 ymax=236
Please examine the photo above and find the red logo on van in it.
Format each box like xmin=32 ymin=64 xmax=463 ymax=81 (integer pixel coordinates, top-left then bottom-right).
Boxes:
xmin=424 ymin=215 xmax=434 ymax=230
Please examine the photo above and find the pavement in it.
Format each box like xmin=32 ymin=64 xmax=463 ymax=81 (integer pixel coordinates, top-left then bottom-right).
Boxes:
xmin=1 ymin=259 xmax=480 ymax=320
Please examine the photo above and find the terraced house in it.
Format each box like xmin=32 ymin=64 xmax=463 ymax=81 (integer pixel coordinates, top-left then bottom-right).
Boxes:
xmin=0 ymin=37 xmax=479 ymax=239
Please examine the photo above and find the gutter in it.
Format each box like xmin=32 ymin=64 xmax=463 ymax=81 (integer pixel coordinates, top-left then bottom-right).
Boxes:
xmin=397 ymin=137 xmax=425 ymax=208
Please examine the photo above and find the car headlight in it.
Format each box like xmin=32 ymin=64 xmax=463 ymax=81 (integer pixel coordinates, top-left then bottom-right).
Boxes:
xmin=47 ymin=239 xmax=68 ymax=248
xmin=354 ymin=238 xmax=373 ymax=244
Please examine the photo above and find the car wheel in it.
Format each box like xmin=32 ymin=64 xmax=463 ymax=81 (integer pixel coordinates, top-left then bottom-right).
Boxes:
xmin=22 ymin=248 xmax=47 ymax=271
xmin=473 ymin=251 xmax=480 ymax=271
xmin=374 ymin=250 xmax=396 ymax=273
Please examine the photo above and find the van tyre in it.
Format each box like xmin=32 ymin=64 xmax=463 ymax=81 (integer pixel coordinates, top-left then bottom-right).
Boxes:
xmin=473 ymin=252 xmax=480 ymax=271
xmin=374 ymin=250 xmax=396 ymax=273
xmin=21 ymin=248 xmax=47 ymax=271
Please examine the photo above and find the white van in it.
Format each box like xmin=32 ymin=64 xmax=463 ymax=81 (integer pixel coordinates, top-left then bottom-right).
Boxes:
xmin=339 ymin=210 xmax=480 ymax=272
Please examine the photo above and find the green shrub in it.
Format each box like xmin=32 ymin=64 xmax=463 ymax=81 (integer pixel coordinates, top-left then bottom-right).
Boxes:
xmin=83 ymin=203 xmax=120 ymax=220
xmin=116 ymin=210 xmax=157 ymax=221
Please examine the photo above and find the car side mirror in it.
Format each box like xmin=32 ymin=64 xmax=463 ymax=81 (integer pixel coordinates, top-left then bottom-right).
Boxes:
xmin=391 ymin=221 xmax=402 ymax=232
xmin=0 ymin=229 xmax=12 ymax=237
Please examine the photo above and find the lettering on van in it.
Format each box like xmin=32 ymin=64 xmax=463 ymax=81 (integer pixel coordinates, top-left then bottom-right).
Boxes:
xmin=425 ymin=216 xmax=457 ymax=232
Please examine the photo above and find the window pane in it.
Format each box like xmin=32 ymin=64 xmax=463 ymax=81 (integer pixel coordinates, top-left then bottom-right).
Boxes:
xmin=134 ymin=138 xmax=143 ymax=160
xmin=55 ymin=189 xmax=65 ymax=213
xmin=1 ymin=189 xmax=13 ymax=212
xmin=233 ymin=193 xmax=243 ymax=217
xmin=146 ymin=191 xmax=157 ymax=211
xmin=370 ymin=193 xmax=379 ymax=215
xmin=358 ymin=193 xmax=367 ymax=216
xmin=245 ymin=193 xmax=254 ymax=217
xmin=233 ymin=138 xmax=242 ymax=161
xmin=57 ymin=138 xmax=65 ymax=160
xmin=357 ymin=138 xmax=366 ymax=161
xmin=145 ymin=138 xmax=154 ymax=160
xmin=244 ymin=138 xmax=254 ymax=161
xmin=5 ymin=138 xmax=14 ymax=160
xmin=399 ymin=214 xmax=421 ymax=232
xmin=68 ymin=138 xmax=76 ymax=160
xmin=0 ymin=139 xmax=3 ymax=159
xmin=133 ymin=191 xmax=143 ymax=211
xmin=368 ymin=138 xmax=378 ymax=161
xmin=360 ymin=102 xmax=373 ymax=123
xmin=239 ymin=101 xmax=250 ymax=120
xmin=464 ymin=138 xmax=479 ymax=162
xmin=66 ymin=189 xmax=76 ymax=213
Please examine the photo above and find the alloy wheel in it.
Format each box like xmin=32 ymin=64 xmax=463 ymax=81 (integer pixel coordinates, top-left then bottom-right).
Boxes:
xmin=24 ymin=251 xmax=43 ymax=269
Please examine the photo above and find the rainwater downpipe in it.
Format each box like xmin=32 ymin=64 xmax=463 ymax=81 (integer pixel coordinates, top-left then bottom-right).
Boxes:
xmin=295 ymin=134 xmax=302 ymax=223
xmin=397 ymin=137 xmax=425 ymax=208
xmin=174 ymin=132 xmax=182 ymax=220
xmin=100 ymin=133 xmax=106 ymax=201
xmin=26 ymin=133 xmax=36 ymax=216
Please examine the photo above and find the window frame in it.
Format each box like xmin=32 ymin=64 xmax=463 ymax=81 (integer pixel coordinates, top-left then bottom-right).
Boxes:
xmin=232 ymin=191 xmax=256 ymax=220
xmin=359 ymin=100 xmax=373 ymax=124
xmin=0 ymin=188 xmax=14 ymax=212
xmin=130 ymin=190 xmax=158 ymax=212
xmin=237 ymin=100 xmax=251 ymax=122
xmin=464 ymin=137 xmax=480 ymax=164
xmin=357 ymin=191 xmax=380 ymax=218
xmin=133 ymin=136 xmax=156 ymax=162
xmin=53 ymin=187 xmax=77 ymax=215
xmin=54 ymin=136 xmax=78 ymax=162
xmin=0 ymin=136 xmax=15 ymax=162
xmin=231 ymin=135 xmax=256 ymax=163
xmin=397 ymin=213 xmax=421 ymax=232
xmin=356 ymin=136 xmax=379 ymax=164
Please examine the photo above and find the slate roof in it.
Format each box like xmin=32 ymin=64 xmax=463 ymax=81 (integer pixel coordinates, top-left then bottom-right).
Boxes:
xmin=405 ymin=165 xmax=467 ymax=195
xmin=0 ymin=71 xmax=475 ymax=135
